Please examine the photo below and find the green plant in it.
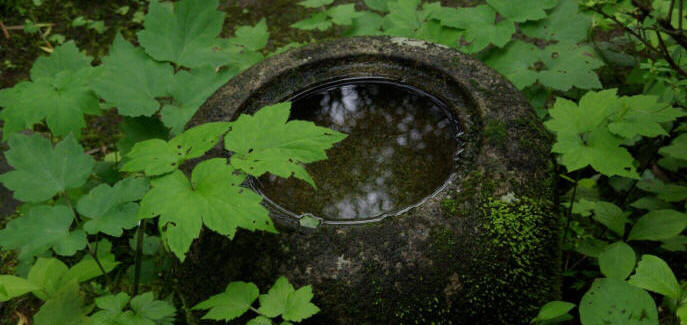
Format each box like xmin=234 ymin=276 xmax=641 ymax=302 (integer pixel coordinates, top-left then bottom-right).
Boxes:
xmin=0 ymin=0 xmax=346 ymax=323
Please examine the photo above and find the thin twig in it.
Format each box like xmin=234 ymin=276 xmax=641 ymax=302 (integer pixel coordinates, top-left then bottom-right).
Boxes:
xmin=655 ymin=30 xmax=687 ymax=77
xmin=2 ymin=23 xmax=54 ymax=30
xmin=668 ymin=0 xmax=676 ymax=22
xmin=87 ymin=240 xmax=112 ymax=286
xmin=562 ymin=174 xmax=579 ymax=245
xmin=132 ymin=220 xmax=146 ymax=297
xmin=0 ymin=21 xmax=9 ymax=39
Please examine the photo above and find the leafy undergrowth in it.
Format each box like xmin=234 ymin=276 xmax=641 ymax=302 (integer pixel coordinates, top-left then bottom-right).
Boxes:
xmin=0 ymin=0 xmax=686 ymax=324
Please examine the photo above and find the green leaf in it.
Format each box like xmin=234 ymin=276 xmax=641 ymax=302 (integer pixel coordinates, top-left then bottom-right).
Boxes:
xmin=538 ymin=42 xmax=603 ymax=91
xmin=628 ymin=209 xmax=687 ymax=241
xmin=162 ymin=66 xmax=234 ymax=135
xmin=122 ymin=122 xmax=231 ymax=177
xmin=27 ymin=258 xmax=69 ymax=300
xmin=520 ymin=0 xmax=590 ymax=43
xmin=92 ymin=292 xmax=130 ymax=322
xmin=130 ymin=292 xmax=176 ymax=324
xmin=224 ymin=102 xmax=347 ymax=187
xmin=590 ymin=201 xmax=630 ymax=236
xmin=660 ymin=235 xmax=687 ymax=252
xmin=608 ymin=96 xmax=685 ymax=138
xmin=77 ymin=177 xmax=149 ymax=236
xmin=193 ymin=281 xmax=259 ymax=321
xmin=487 ymin=0 xmax=558 ymax=22
xmin=345 ymin=11 xmax=385 ymax=36
xmin=30 ymin=41 xmax=91 ymax=80
xmin=327 ymin=4 xmax=361 ymax=25
xmin=0 ymin=134 xmax=94 ymax=202
xmin=416 ymin=20 xmax=462 ymax=48
xmin=62 ymin=239 xmax=118 ymax=284
xmin=92 ymin=34 xmax=174 ymax=117
xmin=364 ymin=0 xmax=392 ymax=12
xmin=437 ymin=5 xmax=514 ymax=53
xmin=531 ymin=301 xmax=575 ymax=323
xmin=258 ymin=276 xmax=295 ymax=317
xmin=297 ymin=0 xmax=333 ymax=8
xmin=628 ymin=255 xmax=681 ymax=299
xmin=660 ymin=134 xmax=687 ymax=160
xmin=382 ymin=0 xmax=422 ymax=36
xmin=291 ymin=12 xmax=333 ymax=31
xmin=117 ymin=116 xmax=170 ymax=156
xmin=137 ymin=0 xmax=227 ymax=68
xmin=598 ymin=241 xmax=635 ymax=280
xmin=484 ymin=40 xmax=539 ymax=89
xmin=0 ymin=275 xmax=40 ymax=302
xmin=579 ymin=278 xmax=658 ymax=325
xmin=33 ymin=281 xmax=90 ymax=325
xmin=283 ymin=285 xmax=319 ymax=322
xmin=0 ymin=205 xmax=86 ymax=259
xmin=230 ymin=18 xmax=269 ymax=51
xmin=636 ymin=176 xmax=687 ymax=202
xmin=247 ymin=316 xmax=273 ymax=325
xmin=139 ymin=159 xmax=275 ymax=260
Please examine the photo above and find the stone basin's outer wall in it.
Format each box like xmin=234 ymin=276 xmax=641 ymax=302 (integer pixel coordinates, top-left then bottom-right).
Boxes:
xmin=183 ymin=37 xmax=560 ymax=324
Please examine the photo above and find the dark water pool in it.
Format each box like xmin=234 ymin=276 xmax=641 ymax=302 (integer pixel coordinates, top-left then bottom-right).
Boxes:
xmin=256 ymin=79 xmax=460 ymax=222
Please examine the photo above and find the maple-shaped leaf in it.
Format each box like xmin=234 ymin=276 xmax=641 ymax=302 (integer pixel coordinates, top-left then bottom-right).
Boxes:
xmin=486 ymin=0 xmax=558 ymax=22
xmin=660 ymin=134 xmax=687 ymax=160
xmin=229 ymin=18 xmax=270 ymax=51
xmin=291 ymin=12 xmax=333 ymax=31
xmin=484 ymin=40 xmax=540 ymax=89
xmin=297 ymin=0 xmax=333 ymax=8
xmin=0 ymin=205 xmax=86 ymax=259
xmin=137 ymin=0 xmax=227 ymax=68
xmin=139 ymin=159 xmax=275 ymax=260
xmin=437 ymin=5 xmax=514 ymax=53
xmin=76 ymin=177 xmax=149 ymax=236
xmin=258 ymin=276 xmax=320 ymax=322
xmin=33 ymin=280 xmax=91 ymax=325
xmin=92 ymin=34 xmax=174 ymax=117
xmin=246 ymin=316 xmax=272 ymax=325
xmin=162 ymin=66 xmax=235 ymax=135
xmin=193 ymin=281 xmax=259 ymax=321
xmin=416 ymin=20 xmax=462 ymax=48
xmin=129 ymin=292 xmax=177 ymax=324
xmin=327 ymin=4 xmax=362 ymax=25
xmin=0 ymin=134 xmax=94 ymax=202
xmin=538 ymin=42 xmax=604 ymax=91
xmin=520 ymin=0 xmax=590 ymax=43
xmin=365 ymin=0 xmax=392 ymax=12
xmin=224 ymin=102 xmax=347 ymax=187
xmin=382 ymin=0 xmax=422 ymax=36
xmin=345 ymin=11 xmax=385 ymax=36
xmin=0 ymin=42 xmax=100 ymax=139
xmin=122 ymin=122 xmax=231 ymax=176
xmin=608 ymin=95 xmax=686 ymax=138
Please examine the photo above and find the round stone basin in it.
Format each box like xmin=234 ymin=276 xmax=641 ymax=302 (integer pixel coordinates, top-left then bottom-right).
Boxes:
xmin=256 ymin=79 xmax=459 ymax=223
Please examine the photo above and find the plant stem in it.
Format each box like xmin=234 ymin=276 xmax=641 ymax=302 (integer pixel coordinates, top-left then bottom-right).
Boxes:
xmin=133 ymin=219 xmax=146 ymax=297
xmin=562 ymin=174 xmax=579 ymax=245
xmin=87 ymin=240 xmax=112 ymax=286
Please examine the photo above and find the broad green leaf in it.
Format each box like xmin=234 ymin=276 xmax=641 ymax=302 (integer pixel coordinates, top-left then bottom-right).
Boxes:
xmin=520 ymin=0 xmax=590 ymax=43
xmin=437 ymin=5 xmax=514 ymax=53
xmin=364 ymin=0 xmax=392 ymax=12
xmin=598 ymin=241 xmax=635 ymax=280
xmin=162 ymin=66 xmax=234 ymax=135
xmin=229 ymin=18 xmax=269 ymax=51
xmin=628 ymin=209 xmax=687 ymax=241
xmin=224 ymin=102 xmax=347 ymax=187
xmin=283 ymin=285 xmax=319 ymax=322
xmin=30 ymin=41 xmax=91 ymax=79
xmin=531 ymin=301 xmax=575 ymax=323
xmin=130 ymin=292 xmax=176 ymax=324
xmin=0 ymin=205 xmax=86 ymax=259
xmin=62 ymin=239 xmax=119 ymax=284
xmin=247 ymin=316 xmax=273 ymax=325
xmin=291 ymin=12 xmax=333 ymax=31
xmin=416 ymin=20 xmax=462 ymax=48
xmin=92 ymin=34 xmax=174 ymax=117
xmin=122 ymin=122 xmax=231 ymax=176
xmin=92 ymin=292 xmax=130 ymax=322
xmin=137 ymin=0 xmax=227 ymax=68
xmin=579 ymin=278 xmax=658 ymax=325
xmin=193 ymin=281 xmax=259 ymax=321
xmin=661 ymin=235 xmax=687 ymax=252
xmin=629 ymin=255 xmax=681 ymax=299
xmin=33 ymin=281 xmax=90 ymax=325
xmin=117 ymin=116 xmax=170 ymax=156
xmin=637 ymin=176 xmax=687 ymax=202
xmin=327 ymin=4 xmax=361 ymax=25
xmin=297 ymin=0 xmax=333 ymax=8
xmin=77 ymin=177 xmax=149 ymax=236
xmin=0 ymin=275 xmax=40 ymax=302
xmin=484 ymin=40 xmax=539 ymax=89
xmin=382 ymin=0 xmax=422 ymax=36
xmin=345 ymin=11 xmax=385 ymax=36
xmin=139 ymin=159 xmax=275 ymax=260
xmin=608 ymin=95 xmax=685 ymax=138
xmin=590 ymin=201 xmax=630 ymax=236
xmin=129 ymin=233 xmax=161 ymax=256
xmin=27 ymin=258 xmax=69 ymax=300
xmin=660 ymin=134 xmax=687 ymax=160
xmin=0 ymin=134 xmax=94 ymax=202
xmin=538 ymin=42 xmax=603 ymax=91
xmin=258 ymin=276 xmax=296 ymax=317
xmin=487 ymin=0 xmax=558 ymax=22
xmin=630 ymin=196 xmax=672 ymax=211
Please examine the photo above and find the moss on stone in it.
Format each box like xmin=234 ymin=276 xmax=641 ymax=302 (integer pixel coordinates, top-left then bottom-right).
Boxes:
xmin=483 ymin=119 xmax=507 ymax=145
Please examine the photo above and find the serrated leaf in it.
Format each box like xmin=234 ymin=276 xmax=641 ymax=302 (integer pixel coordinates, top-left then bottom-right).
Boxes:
xmin=538 ymin=42 xmax=603 ymax=91
xmin=579 ymin=278 xmax=657 ymax=325
xmin=94 ymin=292 xmax=129 ymax=317
xmin=193 ymin=281 xmax=259 ymax=321
xmin=0 ymin=134 xmax=94 ymax=202
xmin=437 ymin=5 xmax=514 ymax=53
xmin=27 ymin=258 xmax=69 ymax=300
xmin=297 ymin=0 xmax=333 ymax=8
xmin=484 ymin=40 xmax=539 ymax=89
xmin=629 ymin=255 xmax=681 ymax=299
xmin=162 ymin=66 xmax=234 ymax=135
xmin=0 ymin=275 xmax=40 ymax=302
xmin=62 ymin=239 xmax=118 ymax=284
xmin=33 ymin=280 xmax=90 ymax=325
xmin=92 ymin=34 xmax=174 ymax=117
xmin=258 ymin=276 xmax=295 ymax=318
xmin=137 ymin=0 xmax=227 ymax=68
xmin=291 ymin=12 xmax=333 ymax=31
xmin=230 ymin=18 xmax=269 ymax=51
xmin=77 ymin=177 xmax=149 ymax=236
xmin=117 ymin=116 xmax=170 ymax=156
xmin=598 ymin=241 xmax=635 ymax=280
xmin=0 ymin=205 xmax=86 ymax=259
xmin=520 ymin=0 xmax=590 ymax=43
xmin=531 ymin=301 xmax=575 ymax=323
xmin=660 ymin=134 xmax=687 ymax=160
xmin=628 ymin=209 xmax=687 ymax=241
xmin=122 ymin=122 xmax=231 ymax=176
xmin=30 ymin=41 xmax=91 ymax=79
xmin=224 ymin=102 xmax=347 ymax=187
xmin=130 ymin=292 xmax=176 ymax=323
xmin=139 ymin=159 xmax=275 ymax=260
xmin=364 ymin=0 xmax=392 ymax=12
xmin=487 ymin=0 xmax=558 ymax=23
xmin=327 ymin=4 xmax=361 ymax=25
xmin=247 ymin=316 xmax=273 ymax=325
xmin=608 ymin=95 xmax=685 ymax=138
xmin=382 ymin=0 xmax=422 ymax=36
xmin=283 ymin=285 xmax=319 ymax=322
xmin=416 ymin=20 xmax=462 ymax=48
xmin=345 ymin=11 xmax=384 ymax=36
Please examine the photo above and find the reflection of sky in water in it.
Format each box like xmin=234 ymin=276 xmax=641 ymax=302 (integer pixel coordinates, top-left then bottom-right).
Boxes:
xmin=259 ymin=82 xmax=458 ymax=221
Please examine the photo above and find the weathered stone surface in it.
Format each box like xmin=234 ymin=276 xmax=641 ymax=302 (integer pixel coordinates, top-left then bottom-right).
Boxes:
xmin=183 ymin=36 xmax=560 ymax=324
